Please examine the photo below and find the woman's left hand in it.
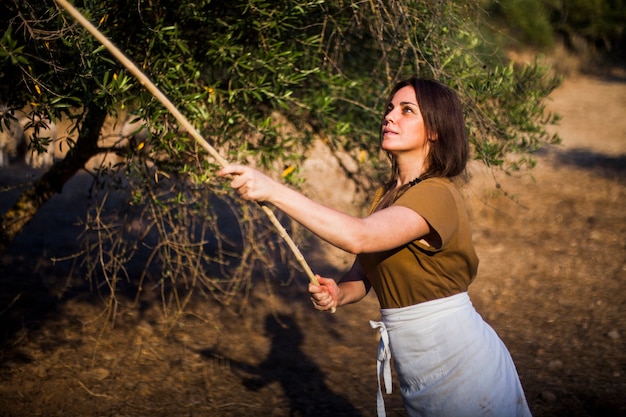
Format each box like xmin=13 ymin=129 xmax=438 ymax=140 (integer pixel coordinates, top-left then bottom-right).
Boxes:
xmin=309 ymin=276 xmax=340 ymax=312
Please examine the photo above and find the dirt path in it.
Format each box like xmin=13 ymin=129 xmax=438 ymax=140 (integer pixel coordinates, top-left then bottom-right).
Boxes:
xmin=0 ymin=74 xmax=624 ymax=417
xmin=544 ymin=75 xmax=626 ymax=155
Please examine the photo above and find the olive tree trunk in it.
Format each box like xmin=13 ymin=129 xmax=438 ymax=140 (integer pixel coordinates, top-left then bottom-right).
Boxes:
xmin=0 ymin=106 xmax=107 ymax=256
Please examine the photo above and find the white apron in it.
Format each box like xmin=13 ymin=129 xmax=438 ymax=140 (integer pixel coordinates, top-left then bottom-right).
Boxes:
xmin=370 ymin=292 xmax=532 ymax=417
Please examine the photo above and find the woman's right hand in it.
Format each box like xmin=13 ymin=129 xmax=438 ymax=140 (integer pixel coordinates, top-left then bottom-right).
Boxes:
xmin=309 ymin=276 xmax=340 ymax=312
xmin=217 ymin=164 xmax=279 ymax=203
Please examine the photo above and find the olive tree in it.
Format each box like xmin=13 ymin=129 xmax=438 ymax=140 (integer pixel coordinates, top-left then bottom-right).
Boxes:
xmin=0 ymin=0 xmax=560 ymax=315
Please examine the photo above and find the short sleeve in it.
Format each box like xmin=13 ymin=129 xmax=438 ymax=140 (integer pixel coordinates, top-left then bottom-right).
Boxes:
xmin=393 ymin=179 xmax=459 ymax=247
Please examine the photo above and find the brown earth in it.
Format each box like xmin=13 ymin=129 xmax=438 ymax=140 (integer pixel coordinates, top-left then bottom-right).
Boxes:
xmin=0 ymin=73 xmax=625 ymax=417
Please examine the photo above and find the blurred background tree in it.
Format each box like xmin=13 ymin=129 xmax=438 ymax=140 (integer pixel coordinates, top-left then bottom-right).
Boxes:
xmin=0 ymin=0 xmax=585 ymax=316
xmin=483 ymin=0 xmax=626 ymax=68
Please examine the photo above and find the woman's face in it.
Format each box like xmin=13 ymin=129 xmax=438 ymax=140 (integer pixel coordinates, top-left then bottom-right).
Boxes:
xmin=381 ymin=85 xmax=429 ymax=158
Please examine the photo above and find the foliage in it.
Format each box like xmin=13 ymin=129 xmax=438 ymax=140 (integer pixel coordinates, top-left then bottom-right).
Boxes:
xmin=484 ymin=0 xmax=626 ymax=59
xmin=484 ymin=0 xmax=555 ymax=49
xmin=0 ymin=0 xmax=561 ymax=313
xmin=551 ymin=0 xmax=626 ymax=56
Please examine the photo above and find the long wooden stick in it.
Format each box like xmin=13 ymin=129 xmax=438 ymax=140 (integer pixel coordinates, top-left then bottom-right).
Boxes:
xmin=55 ymin=0 xmax=323 ymax=290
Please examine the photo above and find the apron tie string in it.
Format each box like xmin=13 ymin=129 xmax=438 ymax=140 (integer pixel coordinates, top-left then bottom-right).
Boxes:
xmin=370 ymin=320 xmax=392 ymax=417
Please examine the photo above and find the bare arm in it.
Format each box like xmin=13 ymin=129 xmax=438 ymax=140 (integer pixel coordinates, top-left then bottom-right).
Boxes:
xmin=218 ymin=164 xmax=430 ymax=254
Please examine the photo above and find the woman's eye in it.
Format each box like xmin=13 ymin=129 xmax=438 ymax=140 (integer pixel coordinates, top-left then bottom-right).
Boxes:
xmin=402 ymin=106 xmax=413 ymax=113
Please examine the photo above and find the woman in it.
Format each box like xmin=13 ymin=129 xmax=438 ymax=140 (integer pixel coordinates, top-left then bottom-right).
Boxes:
xmin=218 ymin=77 xmax=532 ymax=417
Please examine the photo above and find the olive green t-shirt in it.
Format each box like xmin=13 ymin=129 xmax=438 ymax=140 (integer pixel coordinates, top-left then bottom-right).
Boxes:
xmin=357 ymin=178 xmax=479 ymax=309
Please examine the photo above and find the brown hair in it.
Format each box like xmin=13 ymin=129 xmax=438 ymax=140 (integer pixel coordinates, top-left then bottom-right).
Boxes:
xmin=381 ymin=77 xmax=469 ymax=191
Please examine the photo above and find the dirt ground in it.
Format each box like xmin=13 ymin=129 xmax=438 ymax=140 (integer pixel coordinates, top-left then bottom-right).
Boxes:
xmin=0 ymin=72 xmax=625 ymax=417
